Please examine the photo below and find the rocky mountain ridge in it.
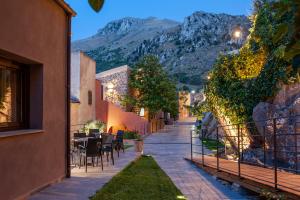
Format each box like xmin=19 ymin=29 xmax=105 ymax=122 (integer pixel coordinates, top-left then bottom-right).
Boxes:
xmin=72 ymin=11 xmax=251 ymax=87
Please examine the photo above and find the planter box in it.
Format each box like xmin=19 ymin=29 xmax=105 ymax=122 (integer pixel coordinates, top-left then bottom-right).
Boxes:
xmin=134 ymin=140 xmax=144 ymax=153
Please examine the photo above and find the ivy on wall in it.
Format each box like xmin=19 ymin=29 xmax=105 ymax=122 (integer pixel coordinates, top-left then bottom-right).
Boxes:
xmin=205 ymin=0 xmax=300 ymax=124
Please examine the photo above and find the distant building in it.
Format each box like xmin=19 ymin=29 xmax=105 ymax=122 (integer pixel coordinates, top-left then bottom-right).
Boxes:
xmin=71 ymin=52 xmax=96 ymax=131
xmin=178 ymin=91 xmax=191 ymax=120
xmin=0 ymin=0 xmax=75 ymax=199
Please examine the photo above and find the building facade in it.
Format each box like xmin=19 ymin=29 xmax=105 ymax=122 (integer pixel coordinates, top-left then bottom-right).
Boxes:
xmin=71 ymin=52 xmax=96 ymax=131
xmin=0 ymin=0 xmax=75 ymax=199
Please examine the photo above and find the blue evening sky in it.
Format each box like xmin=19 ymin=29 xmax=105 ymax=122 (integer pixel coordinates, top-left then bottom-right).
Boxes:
xmin=65 ymin=0 xmax=253 ymax=41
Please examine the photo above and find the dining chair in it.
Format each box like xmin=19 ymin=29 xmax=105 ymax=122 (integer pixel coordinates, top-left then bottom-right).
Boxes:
xmin=88 ymin=129 xmax=99 ymax=137
xmin=79 ymin=138 xmax=103 ymax=172
xmin=115 ymin=130 xmax=125 ymax=157
xmin=101 ymin=134 xmax=114 ymax=165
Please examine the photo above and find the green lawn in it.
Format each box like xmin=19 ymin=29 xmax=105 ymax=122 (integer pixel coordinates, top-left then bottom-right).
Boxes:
xmin=91 ymin=156 xmax=185 ymax=200
xmin=202 ymin=138 xmax=224 ymax=151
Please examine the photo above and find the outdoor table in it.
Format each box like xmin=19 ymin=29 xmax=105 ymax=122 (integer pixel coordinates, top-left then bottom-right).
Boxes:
xmin=72 ymin=137 xmax=94 ymax=147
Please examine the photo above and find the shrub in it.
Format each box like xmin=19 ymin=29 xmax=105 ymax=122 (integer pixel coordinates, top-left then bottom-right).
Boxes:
xmin=81 ymin=120 xmax=106 ymax=134
xmin=205 ymin=0 xmax=300 ymax=125
xmin=123 ymin=131 xmax=140 ymax=140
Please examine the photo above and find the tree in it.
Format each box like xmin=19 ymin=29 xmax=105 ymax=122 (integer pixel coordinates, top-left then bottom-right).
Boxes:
xmin=124 ymin=55 xmax=178 ymax=120
xmin=88 ymin=0 xmax=105 ymax=12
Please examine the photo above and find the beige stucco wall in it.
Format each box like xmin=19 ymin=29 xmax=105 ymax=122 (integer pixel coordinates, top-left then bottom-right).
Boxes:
xmin=71 ymin=52 xmax=96 ymax=127
xmin=70 ymin=103 xmax=80 ymax=134
xmin=179 ymin=91 xmax=191 ymax=120
xmin=0 ymin=0 xmax=71 ymax=199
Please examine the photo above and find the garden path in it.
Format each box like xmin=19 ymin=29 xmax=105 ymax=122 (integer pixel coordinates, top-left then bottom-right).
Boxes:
xmin=144 ymin=117 xmax=252 ymax=200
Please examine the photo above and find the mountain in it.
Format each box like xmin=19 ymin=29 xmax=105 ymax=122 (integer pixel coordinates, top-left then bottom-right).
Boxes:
xmin=72 ymin=12 xmax=251 ymax=87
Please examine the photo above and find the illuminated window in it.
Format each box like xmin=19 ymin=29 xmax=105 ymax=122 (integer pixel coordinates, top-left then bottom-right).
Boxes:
xmin=0 ymin=59 xmax=28 ymax=131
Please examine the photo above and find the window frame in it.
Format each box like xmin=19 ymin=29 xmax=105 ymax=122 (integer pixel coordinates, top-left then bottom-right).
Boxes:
xmin=0 ymin=58 xmax=29 ymax=131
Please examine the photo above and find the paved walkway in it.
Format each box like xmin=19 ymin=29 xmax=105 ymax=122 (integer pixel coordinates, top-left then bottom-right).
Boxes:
xmin=144 ymin=118 xmax=249 ymax=200
xmin=30 ymin=148 xmax=139 ymax=200
xmin=31 ymin=118 xmax=251 ymax=200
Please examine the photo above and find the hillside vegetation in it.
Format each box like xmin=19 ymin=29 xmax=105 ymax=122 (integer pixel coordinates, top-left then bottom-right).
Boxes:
xmin=205 ymin=0 xmax=300 ymax=124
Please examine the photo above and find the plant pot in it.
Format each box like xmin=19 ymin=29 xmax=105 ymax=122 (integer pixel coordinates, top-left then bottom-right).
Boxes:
xmin=134 ymin=140 xmax=144 ymax=153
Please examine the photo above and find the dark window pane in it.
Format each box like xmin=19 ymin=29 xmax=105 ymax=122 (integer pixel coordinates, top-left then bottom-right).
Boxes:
xmin=88 ymin=90 xmax=92 ymax=105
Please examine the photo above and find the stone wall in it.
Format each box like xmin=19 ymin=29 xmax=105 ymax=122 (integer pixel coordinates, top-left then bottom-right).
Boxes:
xmin=96 ymin=65 xmax=130 ymax=107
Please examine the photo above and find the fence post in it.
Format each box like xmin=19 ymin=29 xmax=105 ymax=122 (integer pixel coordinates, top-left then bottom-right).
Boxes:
xmin=263 ymin=126 xmax=266 ymax=168
xmin=216 ymin=126 xmax=220 ymax=171
xmin=273 ymin=118 xmax=278 ymax=190
xmin=190 ymin=130 xmax=193 ymax=161
xmin=237 ymin=124 xmax=241 ymax=178
xmin=201 ymin=129 xmax=205 ymax=167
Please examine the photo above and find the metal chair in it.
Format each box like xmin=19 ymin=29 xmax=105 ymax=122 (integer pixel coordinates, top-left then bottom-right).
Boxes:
xmin=115 ymin=130 xmax=125 ymax=157
xmin=101 ymin=134 xmax=115 ymax=165
xmin=79 ymin=138 xmax=103 ymax=172
xmin=88 ymin=129 xmax=99 ymax=137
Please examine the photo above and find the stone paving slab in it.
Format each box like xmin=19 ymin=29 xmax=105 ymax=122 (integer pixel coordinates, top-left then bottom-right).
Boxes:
xmin=30 ymin=149 xmax=139 ymax=200
xmin=144 ymin=120 xmax=250 ymax=200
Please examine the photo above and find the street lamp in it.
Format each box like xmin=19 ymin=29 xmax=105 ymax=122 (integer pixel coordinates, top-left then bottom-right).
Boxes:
xmin=234 ymin=30 xmax=242 ymax=39
xmin=232 ymin=27 xmax=243 ymax=47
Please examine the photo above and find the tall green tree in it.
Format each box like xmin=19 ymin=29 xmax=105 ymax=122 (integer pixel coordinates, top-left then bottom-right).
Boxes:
xmin=125 ymin=55 xmax=178 ymax=120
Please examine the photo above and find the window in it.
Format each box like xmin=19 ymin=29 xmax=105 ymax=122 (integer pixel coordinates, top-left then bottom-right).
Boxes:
xmin=101 ymin=85 xmax=104 ymax=100
xmin=88 ymin=90 xmax=92 ymax=105
xmin=0 ymin=59 xmax=28 ymax=131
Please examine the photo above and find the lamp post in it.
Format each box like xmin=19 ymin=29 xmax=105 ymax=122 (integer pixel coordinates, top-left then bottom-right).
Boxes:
xmin=202 ymin=75 xmax=211 ymax=102
xmin=233 ymin=27 xmax=243 ymax=47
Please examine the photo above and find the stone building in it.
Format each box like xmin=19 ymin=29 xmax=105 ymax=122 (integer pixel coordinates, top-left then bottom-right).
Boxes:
xmin=96 ymin=65 xmax=130 ymax=107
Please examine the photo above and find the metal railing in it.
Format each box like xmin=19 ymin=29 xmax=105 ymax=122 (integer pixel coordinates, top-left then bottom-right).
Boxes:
xmin=191 ymin=115 xmax=300 ymax=194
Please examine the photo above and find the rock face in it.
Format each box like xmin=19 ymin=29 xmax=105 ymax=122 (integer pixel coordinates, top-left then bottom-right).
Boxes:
xmin=253 ymin=83 xmax=300 ymax=167
xmin=201 ymin=112 xmax=225 ymax=139
xmin=72 ymin=12 xmax=251 ymax=86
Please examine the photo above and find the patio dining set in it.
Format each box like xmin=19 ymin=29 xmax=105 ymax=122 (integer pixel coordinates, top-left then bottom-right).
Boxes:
xmin=71 ymin=129 xmax=125 ymax=172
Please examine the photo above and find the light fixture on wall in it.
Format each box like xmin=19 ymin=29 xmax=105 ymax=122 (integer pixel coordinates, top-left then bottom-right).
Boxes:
xmin=139 ymin=108 xmax=145 ymax=117
xmin=107 ymin=82 xmax=114 ymax=90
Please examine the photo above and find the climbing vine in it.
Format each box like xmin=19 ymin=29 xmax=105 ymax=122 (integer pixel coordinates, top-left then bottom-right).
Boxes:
xmin=205 ymin=0 xmax=300 ymax=124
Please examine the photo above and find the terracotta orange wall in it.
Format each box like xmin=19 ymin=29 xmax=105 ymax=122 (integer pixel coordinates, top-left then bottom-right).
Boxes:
xmin=0 ymin=0 xmax=71 ymax=199
xmin=96 ymin=80 xmax=148 ymax=134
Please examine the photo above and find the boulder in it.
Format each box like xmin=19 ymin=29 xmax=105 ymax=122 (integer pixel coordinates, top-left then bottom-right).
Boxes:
xmin=252 ymin=83 xmax=300 ymax=166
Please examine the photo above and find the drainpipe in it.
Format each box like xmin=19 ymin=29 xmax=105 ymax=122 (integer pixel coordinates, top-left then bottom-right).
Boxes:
xmin=65 ymin=13 xmax=72 ymax=178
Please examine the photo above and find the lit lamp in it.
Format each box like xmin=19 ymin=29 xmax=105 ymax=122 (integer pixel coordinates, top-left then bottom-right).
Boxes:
xmin=191 ymin=90 xmax=196 ymax=94
xmin=107 ymin=82 xmax=114 ymax=90
xmin=233 ymin=28 xmax=242 ymax=47
xmin=139 ymin=108 xmax=145 ymax=117
xmin=234 ymin=30 xmax=242 ymax=39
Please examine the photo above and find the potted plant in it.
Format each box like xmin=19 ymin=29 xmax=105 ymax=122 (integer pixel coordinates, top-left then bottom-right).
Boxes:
xmin=134 ymin=134 xmax=144 ymax=153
